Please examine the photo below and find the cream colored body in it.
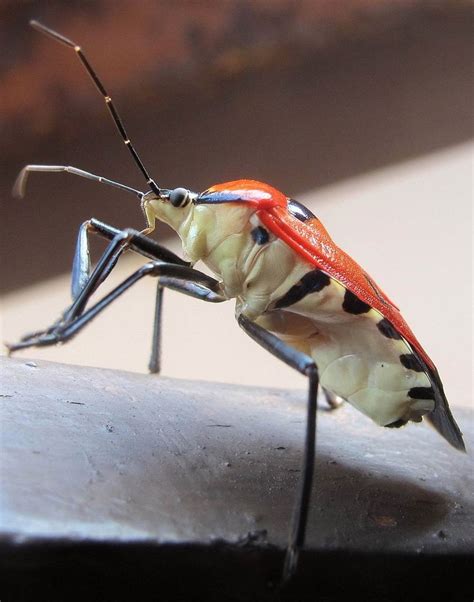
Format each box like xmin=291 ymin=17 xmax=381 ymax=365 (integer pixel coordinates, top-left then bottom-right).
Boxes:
xmin=148 ymin=197 xmax=434 ymax=427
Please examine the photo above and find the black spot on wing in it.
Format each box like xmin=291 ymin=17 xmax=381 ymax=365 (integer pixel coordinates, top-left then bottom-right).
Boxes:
xmin=385 ymin=418 xmax=407 ymax=428
xmin=400 ymin=353 xmax=424 ymax=372
xmin=377 ymin=318 xmax=402 ymax=340
xmin=287 ymin=199 xmax=317 ymax=222
xmin=342 ymin=290 xmax=371 ymax=314
xmin=275 ymin=270 xmax=330 ymax=309
xmin=251 ymin=226 xmax=269 ymax=245
xmin=408 ymin=387 xmax=435 ymax=400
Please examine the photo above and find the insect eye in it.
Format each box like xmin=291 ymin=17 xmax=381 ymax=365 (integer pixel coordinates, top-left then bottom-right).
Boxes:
xmin=169 ymin=187 xmax=190 ymax=207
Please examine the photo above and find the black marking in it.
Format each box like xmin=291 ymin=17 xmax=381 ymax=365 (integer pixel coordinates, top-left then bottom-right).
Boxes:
xmin=342 ymin=290 xmax=371 ymax=314
xmin=377 ymin=318 xmax=402 ymax=340
xmin=408 ymin=387 xmax=435 ymax=400
xmin=400 ymin=353 xmax=424 ymax=372
xmin=287 ymin=199 xmax=317 ymax=222
xmin=251 ymin=226 xmax=270 ymax=245
xmin=275 ymin=270 xmax=331 ymax=309
xmin=195 ymin=191 xmax=244 ymax=205
xmin=385 ymin=419 xmax=407 ymax=428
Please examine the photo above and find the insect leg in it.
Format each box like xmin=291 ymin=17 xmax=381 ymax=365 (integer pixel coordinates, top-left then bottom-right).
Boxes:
xmin=70 ymin=220 xmax=124 ymax=302
xmin=237 ymin=314 xmax=318 ymax=582
xmin=29 ymin=221 xmax=176 ymax=340
xmin=8 ymin=219 xmax=197 ymax=365
xmin=148 ymin=284 xmax=164 ymax=374
xmin=73 ymin=220 xmax=193 ymax=374
xmin=9 ymin=225 xmax=133 ymax=346
xmin=63 ymin=218 xmax=190 ymax=315
xmin=65 ymin=226 xmax=135 ymax=323
xmin=7 ymin=263 xmax=225 ymax=353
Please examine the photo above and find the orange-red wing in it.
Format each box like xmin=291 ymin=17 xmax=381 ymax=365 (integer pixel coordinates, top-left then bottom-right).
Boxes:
xmin=258 ymin=205 xmax=435 ymax=370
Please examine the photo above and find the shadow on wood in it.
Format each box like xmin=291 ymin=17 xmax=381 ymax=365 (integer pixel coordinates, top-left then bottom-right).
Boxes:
xmin=1 ymin=357 xmax=472 ymax=600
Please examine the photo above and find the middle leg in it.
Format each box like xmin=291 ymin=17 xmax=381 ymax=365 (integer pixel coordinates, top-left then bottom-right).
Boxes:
xmin=7 ymin=262 xmax=226 ymax=354
xmin=237 ymin=314 xmax=319 ymax=582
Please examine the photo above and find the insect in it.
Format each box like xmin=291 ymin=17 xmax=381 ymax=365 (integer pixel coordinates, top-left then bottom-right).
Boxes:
xmin=9 ymin=20 xmax=465 ymax=581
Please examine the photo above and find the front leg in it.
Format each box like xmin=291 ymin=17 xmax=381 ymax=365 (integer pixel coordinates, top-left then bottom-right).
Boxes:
xmin=70 ymin=218 xmax=190 ymax=308
xmin=7 ymin=219 xmax=196 ymax=358
xmin=7 ymin=226 xmax=137 ymax=350
xmin=237 ymin=314 xmax=318 ymax=582
xmin=76 ymin=219 xmax=194 ymax=373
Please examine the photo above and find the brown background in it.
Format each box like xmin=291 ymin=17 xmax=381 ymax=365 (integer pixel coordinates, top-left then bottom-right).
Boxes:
xmin=1 ymin=1 xmax=472 ymax=291
xmin=1 ymin=1 xmax=472 ymax=410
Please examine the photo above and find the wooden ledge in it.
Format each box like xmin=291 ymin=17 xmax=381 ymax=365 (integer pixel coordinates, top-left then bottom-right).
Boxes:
xmin=1 ymin=357 xmax=472 ymax=600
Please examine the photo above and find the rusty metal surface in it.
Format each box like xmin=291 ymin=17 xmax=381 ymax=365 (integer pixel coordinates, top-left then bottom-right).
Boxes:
xmin=2 ymin=1 xmax=471 ymax=152
xmin=1 ymin=356 xmax=473 ymax=599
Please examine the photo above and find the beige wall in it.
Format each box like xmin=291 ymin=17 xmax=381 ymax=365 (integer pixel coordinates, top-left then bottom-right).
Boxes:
xmin=1 ymin=142 xmax=472 ymax=408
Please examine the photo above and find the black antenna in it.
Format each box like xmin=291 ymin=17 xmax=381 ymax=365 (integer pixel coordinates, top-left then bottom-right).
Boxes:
xmin=30 ymin=20 xmax=161 ymax=196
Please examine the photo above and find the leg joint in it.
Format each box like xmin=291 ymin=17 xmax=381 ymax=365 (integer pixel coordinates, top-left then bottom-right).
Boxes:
xmin=304 ymin=363 xmax=318 ymax=379
xmin=139 ymin=261 xmax=163 ymax=277
xmin=123 ymin=227 xmax=142 ymax=239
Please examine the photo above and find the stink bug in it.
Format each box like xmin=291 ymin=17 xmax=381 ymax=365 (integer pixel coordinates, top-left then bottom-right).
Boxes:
xmin=9 ymin=21 xmax=465 ymax=581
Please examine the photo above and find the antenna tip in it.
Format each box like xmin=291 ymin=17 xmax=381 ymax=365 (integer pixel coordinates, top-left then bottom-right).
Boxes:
xmin=29 ymin=20 xmax=47 ymax=35
xmin=12 ymin=169 xmax=27 ymax=199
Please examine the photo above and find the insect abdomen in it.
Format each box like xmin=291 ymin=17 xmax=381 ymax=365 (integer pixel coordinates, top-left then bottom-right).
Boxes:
xmin=265 ymin=268 xmax=436 ymax=427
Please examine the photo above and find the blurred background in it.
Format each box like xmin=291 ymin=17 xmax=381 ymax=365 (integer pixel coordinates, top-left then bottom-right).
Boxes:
xmin=1 ymin=1 xmax=472 ymax=408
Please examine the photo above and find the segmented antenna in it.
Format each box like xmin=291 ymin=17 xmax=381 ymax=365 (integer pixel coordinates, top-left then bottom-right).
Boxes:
xmin=30 ymin=20 xmax=161 ymax=196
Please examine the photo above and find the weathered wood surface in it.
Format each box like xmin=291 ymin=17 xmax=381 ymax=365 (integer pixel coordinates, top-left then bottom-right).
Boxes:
xmin=1 ymin=357 xmax=472 ymax=600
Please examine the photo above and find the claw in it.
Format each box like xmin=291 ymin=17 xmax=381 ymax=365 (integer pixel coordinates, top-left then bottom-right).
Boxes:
xmin=5 ymin=331 xmax=60 ymax=354
xmin=282 ymin=545 xmax=299 ymax=583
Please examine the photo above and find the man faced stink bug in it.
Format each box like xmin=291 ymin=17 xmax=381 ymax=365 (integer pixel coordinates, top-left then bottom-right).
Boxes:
xmin=9 ymin=20 xmax=465 ymax=581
